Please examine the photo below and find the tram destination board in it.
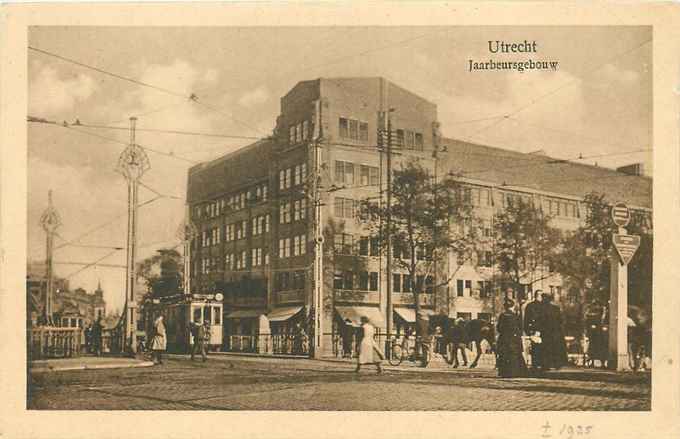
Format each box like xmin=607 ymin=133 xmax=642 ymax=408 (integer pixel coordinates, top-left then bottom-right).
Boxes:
xmin=613 ymin=233 xmax=641 ymax=265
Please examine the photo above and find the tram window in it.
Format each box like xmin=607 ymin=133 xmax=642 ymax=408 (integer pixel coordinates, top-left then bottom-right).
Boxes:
xmin=193 ymin=307 xmax=202 ymax=323
xmin=204 ymin=306 xmax=212 ymax=323
xmin=214 ymin=307 xmax=221 ymax=325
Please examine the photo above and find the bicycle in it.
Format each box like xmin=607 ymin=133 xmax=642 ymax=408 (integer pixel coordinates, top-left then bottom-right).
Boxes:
xmin=388 ymin=337 xmax=431 ymax=367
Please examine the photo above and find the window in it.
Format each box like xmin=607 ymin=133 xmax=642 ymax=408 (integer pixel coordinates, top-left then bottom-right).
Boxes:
xmin=415 ymin=133 xmax=424 ymax=150
xmin=396 ymin=129 xmax=404 ymax=147
xmin=279 ymin=238 xmax=292 ymax=258
xmin=214 ymin=307 xmax=221 ymax=325
xmin=204 ymin=306 xmax=212 ymax=324
xmin=359 ymin=122 xmax=369 ymax=141
xmin=293 ymin=234 xmax=307 ymax=256
xmin=349 ymin=119 xmax=358 ymax=140
xmin=477 ymin=312 xmax=492 ymax=322
xmin=370 ymin=237 xmax=380 ymax=256
xmin=225 ymin=224 xmax=235 ymax=242
xmin=477 ymin=281 xmax=491 ymax=298
xmin=294 ymin=199 xmax=307 ymax=221
xmin=465 ymin=280 xmax=472 ymax=295
xmin=334 ymin=197 xmax=356 ymax=219
xmin=358 ymin=237 xmax=369 ymax=256
xmin=335 ymin=160 xmax=354 ymax=185
xmin=393 ymin=273 xmax=402 ymax=293
xmin=302 ymin=120 xmax=309 ymax=141
xmin=339 ymin=117 xmax=369 ymax=142
xmin=280 ymin=201 xmax=292 ymax=224
xmin=457 ymin=279 xmax=464 ymax=297
xmin=343 ymin=271 xmax=354 ymax=290
xmin=236 ymin=220 xmax=247 ymax=240
xmin=236 ymin=251 xmax=247 ymax=270
xmin=294 ymin=163 xmax=306 ymax=186
xmin=252 ymin=248 xmax=263 ymax=267
xmin=333 ymin=272 xmax=344 ymax=290
xmin=425 ymin=276 xmax=434 ymax=294
xmin=457 ymin=312 xmax=472 ymax=321
xmin=334 ymin=233 xmax=354 ymax=255
xmin=289 ymin=126 xmax=295 ymax=144
xmin=339 ymin=118 xmax=349 ymax=138
xmin=405 ymin=130 xmax=415 ymax=149
xmin=369 ymin=272 xmax=379 ymax=291
xmin=478 ymin=251 xmax=493 ymax=267
xmin=359 ymin=272 xmax=369 ymax=290
xmin=225 ymin=253 xmax=234 ymax=271
xmin=360 ymin=165 xmax=379 ymax=187
xmin=402 ymin=275 xmax=412 ymax=293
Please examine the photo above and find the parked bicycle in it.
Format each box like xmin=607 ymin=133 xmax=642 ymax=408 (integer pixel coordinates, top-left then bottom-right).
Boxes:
xmin=388 ymin=336 xmax=431 ymax=367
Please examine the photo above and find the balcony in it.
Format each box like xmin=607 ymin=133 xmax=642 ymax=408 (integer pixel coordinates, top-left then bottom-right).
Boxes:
xmin=334 ymin=290 xmax=380 ymax=304
xmin=393 ymin=292 xmax=433 ymax=306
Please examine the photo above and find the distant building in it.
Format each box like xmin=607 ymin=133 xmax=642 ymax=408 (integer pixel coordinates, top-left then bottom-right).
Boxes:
xmin=186 ymin=77 xmax=652 ymax=355
xmin=26 ymin=261 xmax=106 ymax=328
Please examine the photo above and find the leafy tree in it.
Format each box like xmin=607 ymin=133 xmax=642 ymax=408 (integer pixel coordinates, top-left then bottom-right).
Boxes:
xmin=556 ymin=192 xmax=652 ymax=314
xmin=493 ymin=196 xmax=562 ymax=301
xmin=359 ymin=161 xmax=477 ymax=326
xmin=136 ymin=248 xmax=184 ymax=300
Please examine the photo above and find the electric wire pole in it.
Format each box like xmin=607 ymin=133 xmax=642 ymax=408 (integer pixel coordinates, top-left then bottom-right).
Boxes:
xmin=380 ymin=109 xmax=395 ymax=354
xmin=312 ymin=100 xmax=324 ymax=358
xmin=116 ymin=117 xmax=150 ymax=355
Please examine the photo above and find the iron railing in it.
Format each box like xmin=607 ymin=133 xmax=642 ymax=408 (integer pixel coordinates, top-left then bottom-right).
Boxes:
xmin=28 ymin=326 xmax=82 ymax=360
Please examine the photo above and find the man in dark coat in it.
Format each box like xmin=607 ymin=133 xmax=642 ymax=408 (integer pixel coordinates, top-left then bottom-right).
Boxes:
xmin=190 ymin=320 xmax=210 ymax=361
xmin=541 ymin=294 xmax=568 ymax=369
xmin=448 ymin=318 xmax=468 ymax=368
xmin=523 ymin=290 xmax=545 ymax=370
xmin=92 ymin=317 xmax=103 ymax=357
xmin=341 ymin=318 xmax=354 ymax=358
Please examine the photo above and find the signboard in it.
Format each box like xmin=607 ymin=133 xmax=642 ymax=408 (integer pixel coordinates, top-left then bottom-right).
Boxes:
xmin=613 ymin=233 xmax=641 ymax=265
xmin=611 ymin=202 xmax=631 ymax=227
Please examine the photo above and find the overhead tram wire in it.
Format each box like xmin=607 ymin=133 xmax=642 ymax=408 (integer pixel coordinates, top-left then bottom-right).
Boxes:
xmin=64 ymin=248 xmax=123 ymax=280
xmin=28 ymin=45 xmax=267 ymax=137
xmin=28 ymin=116 xmax=199 ymax=165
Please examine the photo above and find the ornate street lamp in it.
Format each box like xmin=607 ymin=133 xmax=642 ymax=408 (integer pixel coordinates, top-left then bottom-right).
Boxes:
xmin=176 ymin=218 xmax=198 ymax=295
xmin=40 ymin=190 xmax=61 ymax=326
xmin=115 ymin=117 xmax=150 ymax=354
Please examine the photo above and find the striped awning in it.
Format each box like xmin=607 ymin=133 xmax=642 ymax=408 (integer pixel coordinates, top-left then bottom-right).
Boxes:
xmin=335 ymin=306 xmax=385 ymax=329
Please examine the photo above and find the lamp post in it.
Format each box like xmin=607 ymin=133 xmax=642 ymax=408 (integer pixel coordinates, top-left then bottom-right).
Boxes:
xmin=115 ymin=117 xmax=150 ymax=354
xmin=40 ymin=190 xmax=61 ymax=326
xmin=176 ymin=216 xmax=198 ymax=295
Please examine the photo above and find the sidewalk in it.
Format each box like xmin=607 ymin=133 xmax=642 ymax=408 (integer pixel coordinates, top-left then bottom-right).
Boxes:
xmin=30 ymin=355 xmax=154 ymax=373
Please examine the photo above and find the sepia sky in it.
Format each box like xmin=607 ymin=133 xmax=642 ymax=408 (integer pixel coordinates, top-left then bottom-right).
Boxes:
xmin=27 ymin=26 xmax=652 ymax=312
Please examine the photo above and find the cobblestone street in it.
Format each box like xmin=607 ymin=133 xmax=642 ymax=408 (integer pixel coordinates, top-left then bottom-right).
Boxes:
xmin=28 ymin=355 xmax=651 ymax=411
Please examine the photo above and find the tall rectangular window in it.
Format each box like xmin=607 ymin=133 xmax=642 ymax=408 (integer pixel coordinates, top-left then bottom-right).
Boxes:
xmin=415 ymin=133 xmax=424 ymax=150
xmin=339 ymin=117 xmax=349 ymax=138
xmin=359 ymin=271 xmax=369 ymax=290
xmin=302 ymin=120 xmax=309 ymax=140
xmin=457 ymin=279 xmax=464 ymax=297
xmin=402 ymin=275 xmax=412 ymax=293
xmin=369 ymin=272 xmax=379 ymax=291
xmin=348 ymin=119 xmax=358 ymax=140
xmin=359 ymin=122 xmax=369 ymax=141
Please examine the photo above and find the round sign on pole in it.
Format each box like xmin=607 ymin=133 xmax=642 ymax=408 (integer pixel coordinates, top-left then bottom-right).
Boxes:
xmin=611 ymin=202 xmax=631 ymax=227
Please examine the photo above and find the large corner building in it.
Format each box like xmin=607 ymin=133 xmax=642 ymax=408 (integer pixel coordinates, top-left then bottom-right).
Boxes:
xmin=186 ymin=77 xmax=652 ymax=356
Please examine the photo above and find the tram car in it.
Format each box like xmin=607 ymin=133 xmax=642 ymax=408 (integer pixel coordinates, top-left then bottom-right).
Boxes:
xmin=141 ymin=293 xmax=223 ymax=353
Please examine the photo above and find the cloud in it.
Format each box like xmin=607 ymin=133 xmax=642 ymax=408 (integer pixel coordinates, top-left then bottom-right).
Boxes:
xmin=29 ymin=63 xmax=97 ymax=116
xmin=238 ymin=86 xmax=269 ymax=108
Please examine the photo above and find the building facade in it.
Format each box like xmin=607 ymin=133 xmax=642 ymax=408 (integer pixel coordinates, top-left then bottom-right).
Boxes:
xmin=186 ymin=77 xmax=652 ymax=356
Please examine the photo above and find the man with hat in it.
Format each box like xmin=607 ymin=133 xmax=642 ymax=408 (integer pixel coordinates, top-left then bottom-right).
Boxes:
xmin=523 ymin=290 xmax=545 ymax=371
xmin=448 ymin=317 xmax=469 ymax=368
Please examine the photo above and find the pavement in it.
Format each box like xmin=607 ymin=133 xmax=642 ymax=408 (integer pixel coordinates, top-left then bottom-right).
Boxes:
xmin=30 ymin=355 xmax=154 ymax=373
xmin=28 ymin=353 xmax=651 ymax=410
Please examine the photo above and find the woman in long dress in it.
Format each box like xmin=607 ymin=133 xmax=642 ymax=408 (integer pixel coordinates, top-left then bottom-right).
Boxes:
xmin=150 ymin=315 xmax=167 ymax=365
xmin=496 ymin=299 xmax=528 ymax=378
xmin=355 ymin=316 xmax=384 ymax=374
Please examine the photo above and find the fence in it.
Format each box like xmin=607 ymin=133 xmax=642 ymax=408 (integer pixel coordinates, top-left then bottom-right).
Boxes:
xmin=28 ymin=326 xmax=82 ymax=360
xmin=223 ymin=334 xmax=310 ymax=356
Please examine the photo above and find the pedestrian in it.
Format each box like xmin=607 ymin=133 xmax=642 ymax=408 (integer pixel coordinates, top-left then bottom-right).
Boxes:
xmin=524 ymin=290 xmax=545 ymax=371
xmin=341 ymin=318 xmax=354 ymax=358
xmin=84 ymin=324 xmax=92 ymax=353
xmin=190 ymin=320 xmax=210 ymax=362
xmin=293 ymin=322 xmax=307 ymax=355
xmin=496 ymin=299 xmax=528 ymax=378
xmin=541 ymin=294 xmax=568 ymax=370
xmin=92 ymin=317 xmax=103 ymax=357
xmin=150 ymin=315 xmax=167 ymax=365
xmin=355 ymin=316 xmax=384 ymax=374
xmin=448 ymin=318 xmax=468 ymax=368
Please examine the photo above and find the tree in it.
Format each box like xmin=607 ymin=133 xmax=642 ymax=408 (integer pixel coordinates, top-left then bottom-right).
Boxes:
xmin=556 ymin=192 xmax=653 ymax=313
xmin=136 ymin=248 xmax=184 ymax=300
xmin=493 ymin=196 xmax=561 ymax=303
xmin=359 ymin=161 xmax=477 ymax=326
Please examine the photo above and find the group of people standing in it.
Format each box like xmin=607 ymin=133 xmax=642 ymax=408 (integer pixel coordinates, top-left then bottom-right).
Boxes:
xmin=145 ymin=315 xmax=212 ymax=365
xmin=84 ymin=317 xmax=103 ymax=356
xmin=496 ymin=289 xmax=568 ymax=378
